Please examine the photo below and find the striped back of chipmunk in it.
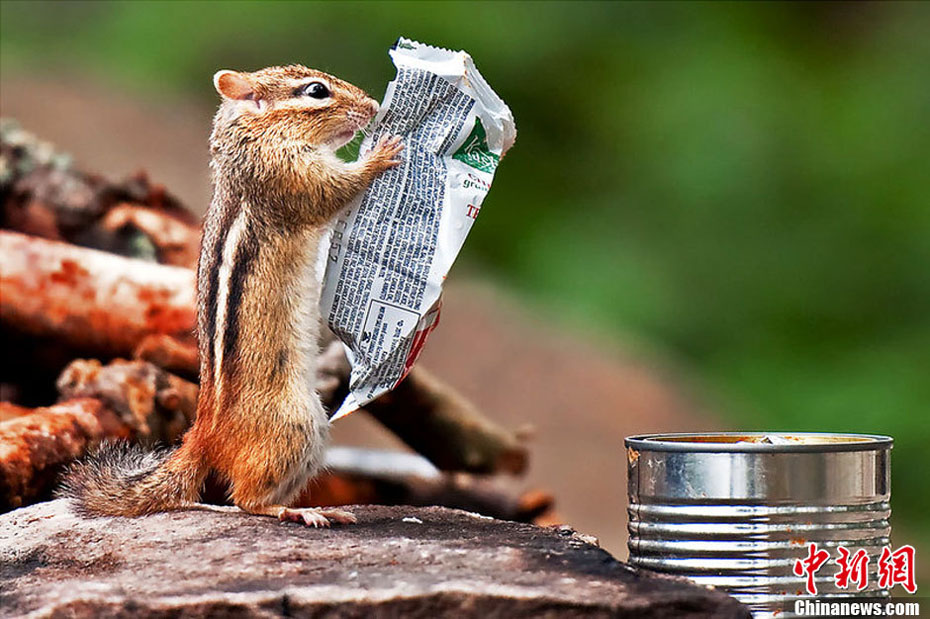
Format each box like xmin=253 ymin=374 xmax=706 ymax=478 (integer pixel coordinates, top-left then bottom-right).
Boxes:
xmin=197 ymin=186 xmax=249 ymax=402
xmin=195 ymin=187 xmax=326 ymax=422
xmin=197 ymin=187 xmax=236 ymax=387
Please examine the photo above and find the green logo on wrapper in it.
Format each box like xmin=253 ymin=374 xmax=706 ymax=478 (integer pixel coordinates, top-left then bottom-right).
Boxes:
xmin=453 ymin=118 xmax=499 ymax=174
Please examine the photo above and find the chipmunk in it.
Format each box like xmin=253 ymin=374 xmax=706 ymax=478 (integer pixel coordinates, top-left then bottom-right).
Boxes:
xmin=60 ymin=65 xmax=403 ymax=527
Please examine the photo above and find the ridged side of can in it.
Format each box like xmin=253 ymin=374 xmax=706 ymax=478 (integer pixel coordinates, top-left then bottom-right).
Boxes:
xmin=625 ymin=433 xmax=892 ymax=618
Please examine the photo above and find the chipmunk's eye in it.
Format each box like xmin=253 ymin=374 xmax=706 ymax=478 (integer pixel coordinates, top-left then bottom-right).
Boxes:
xmin=297 ymin=82 xmax=330 ymax=99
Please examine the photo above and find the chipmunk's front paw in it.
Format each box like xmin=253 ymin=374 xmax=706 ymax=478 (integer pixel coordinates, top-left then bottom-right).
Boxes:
xmin=366 ymin=134 xmax=404 ymax=172
xmin=278 ymin=506 xmax=357 ymax=527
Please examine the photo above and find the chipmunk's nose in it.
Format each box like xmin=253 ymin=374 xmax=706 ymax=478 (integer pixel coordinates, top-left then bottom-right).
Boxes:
xmin=367 ymin=98 xmax=380 ymax=118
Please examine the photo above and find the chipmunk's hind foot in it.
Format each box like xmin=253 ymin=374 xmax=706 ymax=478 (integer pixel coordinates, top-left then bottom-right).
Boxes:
xmin=279 ymin=506 xmax=357 ymax=527
xmin=247 ymin=505 xmax=357 ymax=527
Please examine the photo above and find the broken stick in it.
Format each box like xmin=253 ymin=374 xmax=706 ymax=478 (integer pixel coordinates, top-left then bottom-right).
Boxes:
xmin=365 ymin=367 xmax=528 ymax=475
xmin=56 ymin=358 xmax=198 ymax=441
xmin=1 ymin=119 xmax=198 ymax=267
xmin=0 ymin=398 xmax=127 ymax=511
xmin=0 ymin=230 xmax=197 ymax=358
xmin=0 ymin=359 xmax=201 ymax=512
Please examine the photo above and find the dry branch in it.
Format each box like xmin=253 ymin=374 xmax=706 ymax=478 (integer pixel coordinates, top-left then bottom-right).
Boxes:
xmin=0 ymin=359 xmax=200 ymax=511
xmin=1 ymin=119 xmax=198 ymax=267
xmin=0 ymin=398 xmax=127 ymax=510
xmin=100 ymin=203 xmax=200 ymax=268
xmin=133 ymin=334 xmax=201 ymax=382
xmin=0 ymin=230 xmax=197 ymax=358
xmin=56 ymin=358 xmax=197 ymax=441
xmin=365 ymin=367 xmax=528 ymax=475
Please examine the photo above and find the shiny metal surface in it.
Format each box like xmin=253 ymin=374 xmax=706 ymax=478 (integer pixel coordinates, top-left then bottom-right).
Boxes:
xmin=626 ymin=432 xmax=892 ymax=618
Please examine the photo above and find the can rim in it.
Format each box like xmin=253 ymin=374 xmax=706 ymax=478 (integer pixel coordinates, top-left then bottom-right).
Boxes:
xmin=625 ymin=432 xmax=893 ymax=453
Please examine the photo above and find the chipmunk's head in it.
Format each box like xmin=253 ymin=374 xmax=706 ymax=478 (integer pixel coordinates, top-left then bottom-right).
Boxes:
xmin=212 ymin=64 xmax=379 ymax=150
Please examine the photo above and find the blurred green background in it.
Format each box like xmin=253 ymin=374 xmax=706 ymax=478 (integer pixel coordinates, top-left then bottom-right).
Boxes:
xmin=2 ymin=0 xmax=928 ymax=554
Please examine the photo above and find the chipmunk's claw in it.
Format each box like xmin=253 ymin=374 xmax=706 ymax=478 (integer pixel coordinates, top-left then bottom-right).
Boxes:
xmin=319 ymin=507 xmax=357 ymax=525
xmin=277 ymin=506 xmax=356 ymax=527
xmin=371 ymin=134 xmax=404 ymax=169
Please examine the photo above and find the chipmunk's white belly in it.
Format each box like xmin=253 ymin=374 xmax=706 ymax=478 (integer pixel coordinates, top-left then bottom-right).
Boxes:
xmin=265 ymin=226 xmax=330 ymax=504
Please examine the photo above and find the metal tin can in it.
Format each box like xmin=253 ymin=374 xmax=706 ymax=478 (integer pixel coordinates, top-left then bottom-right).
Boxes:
xmin=626 ymin=432 xmax=892 ymax=617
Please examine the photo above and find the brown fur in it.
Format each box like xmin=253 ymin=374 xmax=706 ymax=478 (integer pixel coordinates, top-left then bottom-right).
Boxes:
xmin=61 ymin=64 xmax=401 ymax=522
xmin=59 ymin=441 xmax=206 ymax=516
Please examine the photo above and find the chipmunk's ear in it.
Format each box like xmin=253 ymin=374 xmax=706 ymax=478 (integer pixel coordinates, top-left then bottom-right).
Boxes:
xmin=213 ymin=70 xmax=257 ymax=101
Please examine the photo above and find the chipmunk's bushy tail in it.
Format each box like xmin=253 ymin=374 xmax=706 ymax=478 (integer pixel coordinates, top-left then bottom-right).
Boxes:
xmin=58 ymin=439 xmax=208 ymax=517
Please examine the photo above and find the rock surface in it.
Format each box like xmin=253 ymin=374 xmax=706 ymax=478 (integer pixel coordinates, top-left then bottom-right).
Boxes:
xmin=0 ymin=500 xmax=748 ymax=618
